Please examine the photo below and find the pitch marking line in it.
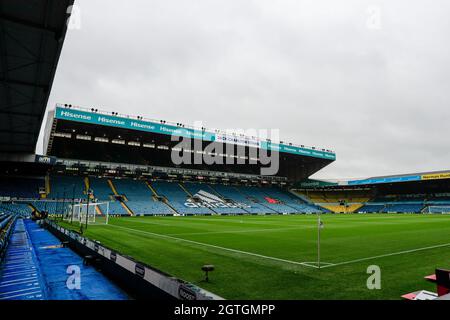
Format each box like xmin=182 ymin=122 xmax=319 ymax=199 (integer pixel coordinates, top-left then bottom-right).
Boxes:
xmin=109 ymin=224 xmax=323 ymax=269
xmin=321 ymin=242 xmax=450 ymax=269
xmin=300 ymin=262 xmax=335 ymax=268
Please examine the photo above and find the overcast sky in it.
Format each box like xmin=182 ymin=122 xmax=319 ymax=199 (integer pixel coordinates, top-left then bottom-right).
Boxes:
xmin=38 ymin=0 xmax=450 ymax=180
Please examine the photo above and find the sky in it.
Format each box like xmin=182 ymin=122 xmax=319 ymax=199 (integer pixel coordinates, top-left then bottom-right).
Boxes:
xmin=38 ymin=0 xmax=450 ymax=180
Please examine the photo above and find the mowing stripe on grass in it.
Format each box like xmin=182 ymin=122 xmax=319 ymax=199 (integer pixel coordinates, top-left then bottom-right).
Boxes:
xmin=167 ymin=226 xmax=313 ymax=236
xmin=322 ymin=242 xmax=450 ymax=268
xmin=161 ymin=216 xmax=300 ymax=227
xmin=108 ymin=224 xmax=322 ymax=269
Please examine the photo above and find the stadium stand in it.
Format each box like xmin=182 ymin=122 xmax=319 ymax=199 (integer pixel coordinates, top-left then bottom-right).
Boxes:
xmin=0 ymin=203 xmax=32 ymax=216
xmin=48 ymin=175 xmax=86 ymax=200
xmin=298 ymin=189 xmax=450 ymax=214
xmin=0 ymin=175 xmax=325 ymax=216
xmin=29 ymin=201 xmax=70 ymax=216
xmin=7 ymin=174 xmax=450 ymax=216
xmin=359 ymin=202 xmax=424 ymax=214
xmin=384 ymin=203 xmax=424 ymax=213
xmin=151 ymin=181 xmax=214 ymax=214
xmin=112 ymin=179 xmax=172 ymax=215
xmin=235 ymin=186 xmax=322 ymax=214
xmin=209 ymin=184 xmax=273 ymax=214
xmin=358 ymin=203 xmax=385 ymax=213
xmin=262 ymin=187 xmax=324 ymax=213
xmin=89 ymin=177 xmax=129 ymax=216
xmin=236 ymin=186 xmax=294 ymax=213
xmin=0 ymin=177 xmax=43 ymax=199
xmin=296 ymin=189 xmax=372 ymax=213
xmin=0 ymin=214 xmax=15 ymax=258
xmin=181 ymin=182 xmax=248 ymax=214
xmin=358 ymin=192 xmax=439 ymax=213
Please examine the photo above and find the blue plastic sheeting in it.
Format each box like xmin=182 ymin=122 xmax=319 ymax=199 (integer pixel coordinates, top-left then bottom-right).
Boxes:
xmin=0 ymin=219 xmax=45 ymax=300
xmin=0 ymin=219 xmax=128 ymax=300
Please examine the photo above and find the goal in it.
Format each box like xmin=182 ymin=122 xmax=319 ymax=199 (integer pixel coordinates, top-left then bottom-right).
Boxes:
xmin=424 ymin=205 xmax=450 ymax=214
xmin=65 ymin=202 xmax=110 ymax=225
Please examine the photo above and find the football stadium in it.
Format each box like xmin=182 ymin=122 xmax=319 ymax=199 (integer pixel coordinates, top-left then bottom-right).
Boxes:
xmin=1 ymin=0 xmax=450 ymax=305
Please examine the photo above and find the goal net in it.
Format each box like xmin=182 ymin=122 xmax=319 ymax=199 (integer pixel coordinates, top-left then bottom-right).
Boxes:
xmin=424 ymin=205 xmax=450 ymax=214
xmin=65 ymin=202 xmax=109 ymax=225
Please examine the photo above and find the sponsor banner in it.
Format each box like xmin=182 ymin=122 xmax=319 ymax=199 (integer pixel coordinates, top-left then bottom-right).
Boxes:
xmin=179 ymin=285 xmax=197 ymax=300
xmin=298 ymin=179 xmax=338 ymax=188
xmin=54 ymin=106 xmax=336 ymax=161
xmin=135 ymin=264 xmax=146 ymax=278
xmin=110 ymin=251 xmax=117 ymax=262
xmin=421 ymin=172 xmax=450 ymax=181
xmin=35 ymin=154 xmax=57 ymax=165
xmin=215 ymin=133 xmax=261 ymax=148
xmin=55 ymin=106 xmax=214 ymax=141
xmin=260 ymin=141 xmax=336 ymax=160
xmin=349 ymin=172 xmax=450 ymax=186
xmin=348 ymin=175 xmax=421 ymax=186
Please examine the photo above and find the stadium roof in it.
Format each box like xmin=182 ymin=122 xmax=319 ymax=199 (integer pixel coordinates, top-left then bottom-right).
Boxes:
xmin=343 ymin=170 xmax=450 ymax=186
xmin=46 ymin=104 xmax=337 ymax=160
xmin=0 ymin=0 xmax=73 ymax=153
xmin=43 ymin=104 xmax=336 ymax=181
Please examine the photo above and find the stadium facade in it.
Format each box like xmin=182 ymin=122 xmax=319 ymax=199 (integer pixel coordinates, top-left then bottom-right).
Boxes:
xmin=43 ymin=104 xmax=336 ymax=182
xmin=296 ymin=171 xmax=450 ymax=214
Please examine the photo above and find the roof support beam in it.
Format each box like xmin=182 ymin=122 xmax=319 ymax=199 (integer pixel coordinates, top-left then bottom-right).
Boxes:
xmin=0 ymin=77 xmax=48 ymax=90
xmin=0 ymin=110 xmax=41 ymax=117
xmin=0 ymin=129 xmax=33 ymax=134
xmin=0 ymin=13 xmax=60 ymax=35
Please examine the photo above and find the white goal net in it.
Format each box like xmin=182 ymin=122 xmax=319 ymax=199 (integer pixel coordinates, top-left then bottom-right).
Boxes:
xmin=65 ymin=202 xmax=109 ymax=225
xmin=424 ymin=205 xmax=450 ymax=214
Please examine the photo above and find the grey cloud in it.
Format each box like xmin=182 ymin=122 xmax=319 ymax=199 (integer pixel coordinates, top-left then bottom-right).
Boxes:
xmin=39 ymin=0 xmax=450 ymax=180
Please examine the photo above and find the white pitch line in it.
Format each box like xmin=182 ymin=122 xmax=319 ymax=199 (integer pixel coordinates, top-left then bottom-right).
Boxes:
xmin=301 ymin=261 xmax=335 ymax=266
xmin=321 ymin=242 xmax=450 ymax=269
xmin=108 ymin=224 xmax=319 ymax=269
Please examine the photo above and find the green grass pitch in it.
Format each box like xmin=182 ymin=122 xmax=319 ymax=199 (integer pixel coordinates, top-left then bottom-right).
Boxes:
xmin=61 ymin=214 xmax=450 ymax=299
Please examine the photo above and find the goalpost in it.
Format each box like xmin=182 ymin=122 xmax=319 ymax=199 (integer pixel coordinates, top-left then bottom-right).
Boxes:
xmin=424 ymin=205 xmax=450 ymax=214
xmin=65 ymin=202 xmax=110 ymax=225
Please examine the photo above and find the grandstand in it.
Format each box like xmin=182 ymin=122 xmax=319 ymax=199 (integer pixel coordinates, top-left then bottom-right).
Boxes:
xmin=0 ymin=177 xmax=42 ymax=199
xmin=0 ymin=174 xmax=322 ymax=217
xmin=296 ymin=171 xmax=450 ymax=214
xmin=89 ymin=177 xmax=130 ymax=216
xmin=48 ymin=175 xmax=86 ymax=199
xmin=113 ymin=179 xmax=172 ymax=215
xmin=2 ymin=0 xmax=450 ymax=303
xmin=1 ymin=100 xmax=450 ymax=302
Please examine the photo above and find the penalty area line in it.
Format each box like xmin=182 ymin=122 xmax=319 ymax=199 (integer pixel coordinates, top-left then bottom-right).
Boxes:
xmin=321 ymin=242 xmax=450 ymax=269
xmin=108 ymin=224 xmax=320 ymax=269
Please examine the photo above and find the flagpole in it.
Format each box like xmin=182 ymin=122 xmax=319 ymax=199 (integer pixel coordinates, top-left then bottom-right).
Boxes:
xmin=317 ymin=210 xmax=321 ymax=269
